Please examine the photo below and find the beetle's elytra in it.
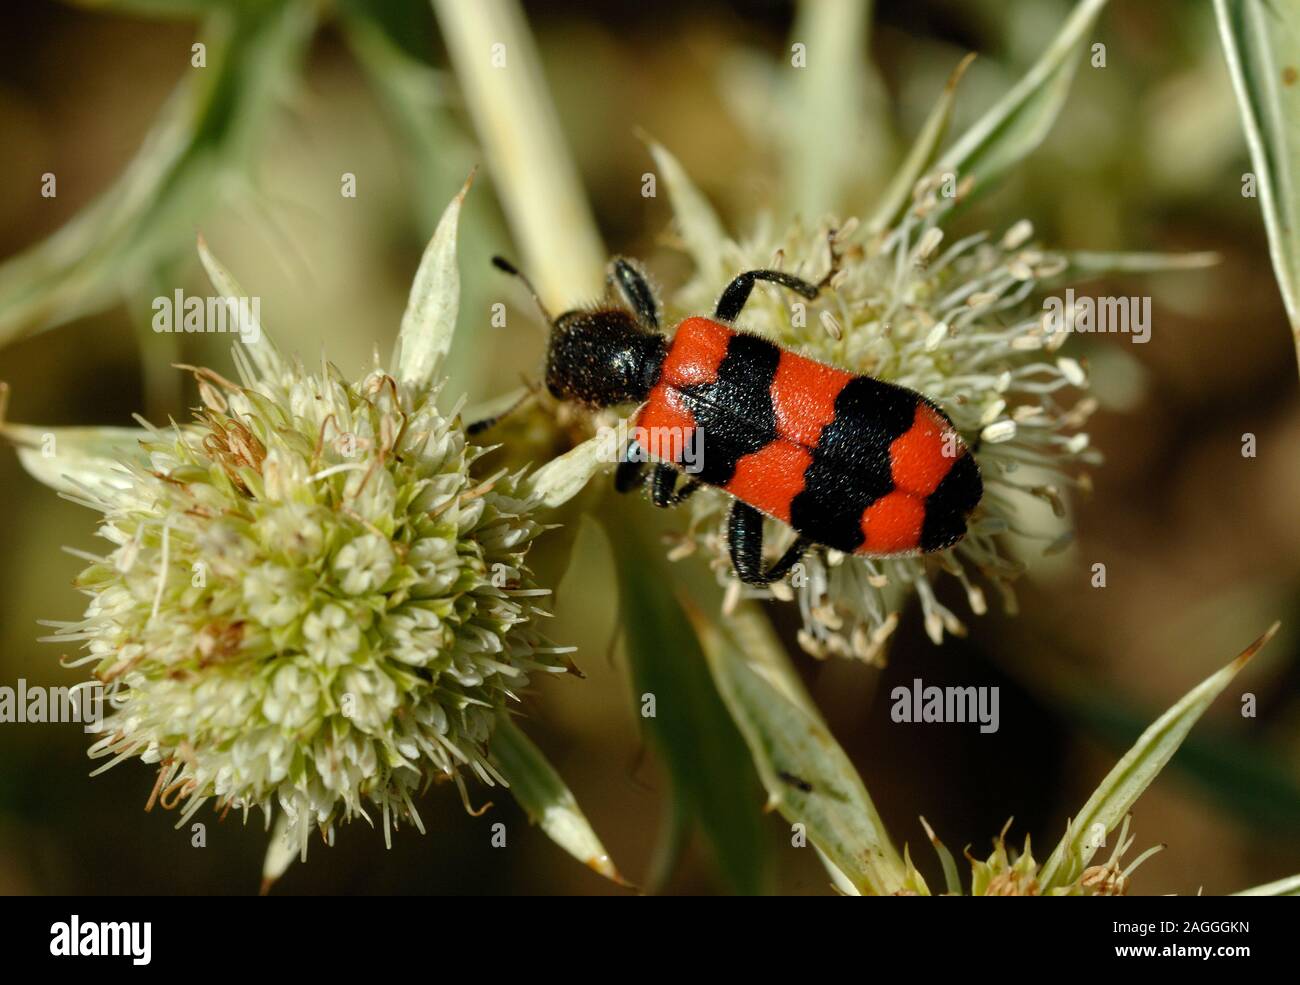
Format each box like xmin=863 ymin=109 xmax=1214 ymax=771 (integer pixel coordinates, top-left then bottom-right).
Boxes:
xmin=482 ymin=250 xmax=983 ymax=586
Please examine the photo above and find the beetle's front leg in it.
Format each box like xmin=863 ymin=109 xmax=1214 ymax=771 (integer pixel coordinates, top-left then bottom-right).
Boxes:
xmin=714 ymin=229 xmax=841 ymax=323
xmin=615 ymin=440 xmax=647 ymax=493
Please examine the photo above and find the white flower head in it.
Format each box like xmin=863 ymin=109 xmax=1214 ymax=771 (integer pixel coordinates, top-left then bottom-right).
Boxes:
xmin=659 ymin=165 xmax=1100 ymax=663
xmin=39 ymin=190 xmax=577 ymax=858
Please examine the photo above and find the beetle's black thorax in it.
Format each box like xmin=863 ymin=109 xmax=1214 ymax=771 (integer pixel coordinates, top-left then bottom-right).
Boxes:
xmin=546 ymin=308 xmax=666 ymax=407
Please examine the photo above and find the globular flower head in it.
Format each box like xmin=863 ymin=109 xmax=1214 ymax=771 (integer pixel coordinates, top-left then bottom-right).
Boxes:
xmin=57 ymin=356 xmax=569 ymax=857
xmin=660 ymin=167 xmax=1099 ymax=662
xmin=46 ymin=275 xmax=569 ymax=858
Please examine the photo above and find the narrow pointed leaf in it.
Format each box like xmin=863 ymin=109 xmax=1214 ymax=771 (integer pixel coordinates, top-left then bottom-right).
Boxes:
xmin=490 ymin=712 xmax=627 ymax=885
xmin=919 ymin=817 xmax=963 ymax=896
xmin=523 ymin=430 xmax=613 ymax=509
xmin=688 ymin=600 xmax=907 ymax=896
xmin=394 ymin=173 xmax=473 ymax=389
xmin=1038 ymin=622 xmax=1279 ymax=890
xmin=0 ymin=3 xmax=313 ymax=346
xmin=196 ymin=236 xmax=283 ymax=379
xmin=340 ymin=0 xmax=472 ymax=230
xmin=938 ymin=0 xmax=1109 ymax=203
xmin=645 ymin=138 xmax=730 ymax=286
xmin=260 ymin=813 xmax=296 ymax=895
xmin=867 ymin=53 xmax=975 ymax=234
xmin=703 ymin=601 xmax=873 ymax=893
xmin=1214 ymin=0 xmax=1300 ymax=371
xmin=1233 ymin=873 xmax=1300 ymax=896
xmin=784 ymin=0 xmax=875 ymax=219
xmin=433 ymin=0 xmax=605 ymax=307
xmin=2 ymin=423 xmax=150 ymax=497
xmin=816 ymin=845 xmax=861 ymax=896
xmin=607 ymin=508 xmax=770 ymax=894
xmin=1061 ymin=682 xmax=1300 ymax=835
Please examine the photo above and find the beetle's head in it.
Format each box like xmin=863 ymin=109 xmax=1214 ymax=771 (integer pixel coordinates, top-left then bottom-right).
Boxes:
xmin=491 ymin=255 xmax=666 ymax=409
xmin=544 ymin=307 xmax=666 ymax=407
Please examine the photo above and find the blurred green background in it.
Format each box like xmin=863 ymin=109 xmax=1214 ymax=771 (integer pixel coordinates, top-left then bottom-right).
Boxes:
xmin=1 ymin=0 xmax=1297 ymax=895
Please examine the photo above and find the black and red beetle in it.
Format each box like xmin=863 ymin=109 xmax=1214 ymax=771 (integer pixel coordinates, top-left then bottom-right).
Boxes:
xmin=481 ymin=250 xmax=982 ymax=586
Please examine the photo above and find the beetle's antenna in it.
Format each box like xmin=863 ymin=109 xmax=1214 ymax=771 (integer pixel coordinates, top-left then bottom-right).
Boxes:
xmin=492 ymin=255 xmax=553 ymax=326
xmin=466 ymin=378 xmax=537 ymax=436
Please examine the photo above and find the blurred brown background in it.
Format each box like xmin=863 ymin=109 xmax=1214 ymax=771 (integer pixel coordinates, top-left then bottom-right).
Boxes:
xmin=1 ymin=0 xmax=1297 ymax=895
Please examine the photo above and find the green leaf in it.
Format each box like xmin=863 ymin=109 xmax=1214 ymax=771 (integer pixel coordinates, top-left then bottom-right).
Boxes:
xmin=1214 ymin=0 xmax=1300 ymax=372
xmin=689 ymin=599 xmax=908 ymax=896
xmin=919 ymin=817 xmax=963 ymax=896
xmin=815 ymin=846 xmax=863 ymax=896
xmin=341 ymin=1 xmax=513 ymax=394
xmin=2 ymin=423 xmax=151 ymax=498
xmin=643 ymin=137 xmax=731 ymax=287
xmin=937 ymin=0 xmax=1109 ymax=205
xmin=994 ymin=618 xmax=1300 ymax=838
xmin=867 ymin=53 xmax=975 ymax=235
xmin=523 ymin=431 xmax=613 ymax=509
xmin=607 ymin=506 xmax=770 ymax=894
xmin=393 ymin=172 xmax=474 ymax=390
xmin=335 ymin=0 xmax=439 ymax=67
xmin=489 ymin=712 xmax=627 ymax=886
xmin=1038 ymin=622 xmax=1280 ymax=890
xmin=0 ymin=3 xmax=314 ymax=348
xmin=340 ymin=1 xmax=475 ymax=230
xmin=196 ymin=235 xmax=284 ymax=380
xmin=1065 ymin=683 xmax=1300 ymax=836
xmin=1233 ymin=873 xmax=1300 ymax=896
xmin=260 ymin=812 xmax=297 ymax=895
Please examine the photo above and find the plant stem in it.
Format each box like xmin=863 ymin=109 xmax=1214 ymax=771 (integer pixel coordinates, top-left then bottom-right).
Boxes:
xmin=433 ymin=0 xmax=606 ymax=309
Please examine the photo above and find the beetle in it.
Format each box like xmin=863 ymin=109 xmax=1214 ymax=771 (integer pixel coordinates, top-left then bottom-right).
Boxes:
xmin=482 ymin=250 xmax=982 ymax=586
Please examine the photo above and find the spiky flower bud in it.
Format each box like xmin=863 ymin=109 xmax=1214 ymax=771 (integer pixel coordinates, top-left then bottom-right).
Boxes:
xmin=963 ymin=816 xmax=1161 ymax=897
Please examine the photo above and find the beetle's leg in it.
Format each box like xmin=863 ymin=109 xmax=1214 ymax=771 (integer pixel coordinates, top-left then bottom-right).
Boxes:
xmin=649 ymin=465 xmax=676 ymax=507
xmin=608 ymin=257 xmax=659 ymax=328
xmin=671 ymin=479 xmax=702 ymax=505
xmin=649 ymin=464 xmax=701 ymax=508
xmin=715 ymin=229 xmax=841 ymax=323
xmin=615 ymin=440 xmax=648 ymax=493
xmin=727 ymin=501 xmax=766 ymax=582
xmin=763 ymin=535 xmax=813 ymax=584
xmin=727 ymin=501 xmax=812 ymax=586
xmin=716 ymin=270 xmax=822 ymax=322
